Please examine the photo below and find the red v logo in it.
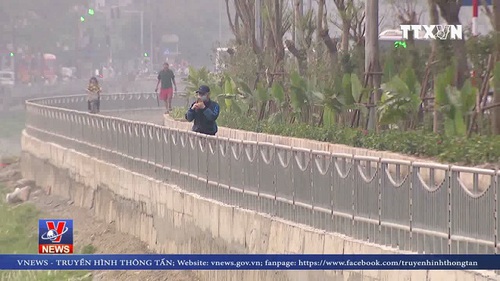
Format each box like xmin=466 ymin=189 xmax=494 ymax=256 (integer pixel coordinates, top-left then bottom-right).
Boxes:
xmin=46 ymin=221 xmax=66 ymax=243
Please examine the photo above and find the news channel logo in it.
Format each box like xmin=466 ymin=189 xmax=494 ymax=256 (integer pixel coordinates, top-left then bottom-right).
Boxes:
xmin=38 ymin=219 xmax=74 ymax=254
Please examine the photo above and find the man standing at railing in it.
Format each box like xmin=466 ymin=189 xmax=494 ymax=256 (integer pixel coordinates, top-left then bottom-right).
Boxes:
xmin=185 ymin=85 xmax=220 ymax=135
xmin=155 ymin=62 xmax=177 ymax=114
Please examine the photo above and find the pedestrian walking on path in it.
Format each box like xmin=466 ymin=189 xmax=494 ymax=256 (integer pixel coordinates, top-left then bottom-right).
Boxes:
xmin=155 ymin=63 xmax=177 ymax=114
xmin=86 ymin=77 xmax=101 ymax=114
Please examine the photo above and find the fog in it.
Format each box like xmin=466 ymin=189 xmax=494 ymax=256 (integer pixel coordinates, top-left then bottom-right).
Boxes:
xmin=0 ymin=0 xmax=492 ymax=84
xmin=0 ymin=0 xmax=233 ymax=81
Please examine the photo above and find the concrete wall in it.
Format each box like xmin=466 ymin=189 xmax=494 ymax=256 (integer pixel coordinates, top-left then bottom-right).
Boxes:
xmin=20 ymin=131 xmax=497 ymax=280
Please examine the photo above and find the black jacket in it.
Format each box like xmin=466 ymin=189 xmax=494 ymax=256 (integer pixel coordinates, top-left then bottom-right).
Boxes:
xmin=185 ymin=100 xmax=220 ymax=135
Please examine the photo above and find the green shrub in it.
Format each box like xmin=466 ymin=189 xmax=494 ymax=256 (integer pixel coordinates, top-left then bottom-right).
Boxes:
xmin=169 ymin=107 xmax=186 ymax=120
xmin=80 ymin=244 xmax=97 ymax=254
xmin=216 ymin=113 xmax=500 ymax=165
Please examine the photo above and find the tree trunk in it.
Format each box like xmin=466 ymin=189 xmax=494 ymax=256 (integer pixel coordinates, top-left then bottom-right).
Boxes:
xmin=435 ymin=1 xmax=469 ymax=88
xmin=225 ymin=0 xmax=241 ymax=43
xmin=341 ymin=18 xmax=350 ymax=53
xmin=429 ymin=0 xmax=441 ymax=133
xmin=295 ymin=0 xmax=303 ymax=48
xmin=316 ymin=0 xmax=324 ymax=42
xmin=365 ymin=0 xmax=381 ymax=131
xmin=273 ymin=0 xmax=285 ymax=73
xmin=285 ymin=40 xmax=307 ymax=75
xmin=493 ymin=0 xmax=500 ymax=134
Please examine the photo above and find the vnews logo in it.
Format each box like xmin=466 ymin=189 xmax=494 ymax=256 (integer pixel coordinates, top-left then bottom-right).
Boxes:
xmin=400 ymin=25 xmax=463 ymax=40
xmin=38 ymin=219 xmax=74 ymax=254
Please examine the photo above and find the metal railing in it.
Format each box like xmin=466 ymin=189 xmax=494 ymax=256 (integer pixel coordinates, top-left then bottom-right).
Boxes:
xmin=25 ymin=93 xmax=500 ymax=255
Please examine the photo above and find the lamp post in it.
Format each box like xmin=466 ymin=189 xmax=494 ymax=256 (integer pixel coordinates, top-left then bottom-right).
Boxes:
xmin=218 ymin=0 xmax=222 ymax=45
xmin=122 ymin=10 xmax=144 ymax=59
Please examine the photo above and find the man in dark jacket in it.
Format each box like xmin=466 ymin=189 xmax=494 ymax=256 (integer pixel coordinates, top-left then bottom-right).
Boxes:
xmin=185 ymin=85 xmax=220 ymax=135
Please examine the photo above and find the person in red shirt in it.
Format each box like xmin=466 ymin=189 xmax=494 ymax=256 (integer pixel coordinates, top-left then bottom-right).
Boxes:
xmin=155 ymin=63 xmax=177 ymax=113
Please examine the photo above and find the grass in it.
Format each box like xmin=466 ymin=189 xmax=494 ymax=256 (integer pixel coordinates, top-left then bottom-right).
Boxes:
xmin=0 ymin=186 xmax=92 ymax=281
xmin=0 ymin=271 xmax=91 ymax=281
xmin=80 ymin=244 xmax=97 ymax=254
xmin=0 ymin=111 xmax=26 ymax=138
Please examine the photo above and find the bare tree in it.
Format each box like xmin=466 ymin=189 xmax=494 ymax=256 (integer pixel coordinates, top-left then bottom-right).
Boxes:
xmin=492 ymin=0 xmax=500 ymax=134
xmin=329 ymin=0 xmax=368 ymax=54
xmin=225 ymin=0 xmax=265 ymax=56
xmin=390 ymin=0 xmax=421 ymax=25
xmin=388 ymin=0 xmax=422 ymax=43
xmin=332 ymin=0 xmax=353 ymax=53
xmin=225 ymin=0 xmax=243 ymax=44
xmin=481 ymin=0 xmax=494 ymax=27
xmin=317 ymin=0 xmax=339 ymax=61
xmin=348 ymin=4 xmax=366 ymax=47
xmin=264 ymin=0 xmax=292 ymax=82
xmin=433 ymin=0 xmax=469 ymax=88
xmin=285 ymin=6 xmax=315 ymax=75
xmin=428 ymin=0 xmax=442 ymax=133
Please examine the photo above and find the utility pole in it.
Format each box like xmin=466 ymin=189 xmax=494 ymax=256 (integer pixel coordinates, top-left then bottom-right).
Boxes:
xmin=219 ymin=0 xmax=222 ymax=46
xmin=122 ymin=10 xmax=144 ymax=59
xmin=140 ymin=12 xmax=144 ymax=58
xmin=106 ymin=13 xmax=112 ymax=66
xmin=365 ymin=0 xmax=381 ymax=131
xmin=11 ymin=16 xmax=17 ymax=84
xmin=150 ymin=20 xmax=153 ymax=69
xmin=148 ymin=0 xmax=153 ymax=70
xmin=75 ymin=7 xmax=84 ymax=78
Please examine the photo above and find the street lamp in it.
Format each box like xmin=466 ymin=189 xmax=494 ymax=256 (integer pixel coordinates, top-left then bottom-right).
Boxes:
xmin=121 ymin=10 xmax=145 ymax=61
xmin=110 ymin=7 xmax=153 ymax=69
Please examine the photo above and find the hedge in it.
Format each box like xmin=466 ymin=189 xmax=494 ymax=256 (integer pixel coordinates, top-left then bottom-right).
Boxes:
xmin=170 ymin=108 xmax=500 ymax=166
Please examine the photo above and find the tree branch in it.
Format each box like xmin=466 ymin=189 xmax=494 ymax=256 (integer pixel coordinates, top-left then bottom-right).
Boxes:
xmin=225 ymin=0 xmax=239 ymax=42
xmin=319 ymin=28 xmax=338 ymax=54
xmin=481 ymin=0 xmax=494 ymax=27
xmin=284 ymin=39 xmax=306 ymax=60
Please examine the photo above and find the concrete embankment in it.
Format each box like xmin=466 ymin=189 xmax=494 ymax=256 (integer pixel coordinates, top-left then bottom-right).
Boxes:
xmin=20 ymin=131 xmax=495 ymax=281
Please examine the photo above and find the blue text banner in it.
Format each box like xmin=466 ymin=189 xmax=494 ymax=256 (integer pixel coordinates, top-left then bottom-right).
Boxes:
xmin=0 ymin=254 xmax=496 ymax=270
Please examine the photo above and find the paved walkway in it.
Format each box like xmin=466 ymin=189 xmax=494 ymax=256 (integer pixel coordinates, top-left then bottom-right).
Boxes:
xmin=103 ymin=109 xmax=165 ymax=125
xmin=103 ymin=92 xmax=190 ymax=124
